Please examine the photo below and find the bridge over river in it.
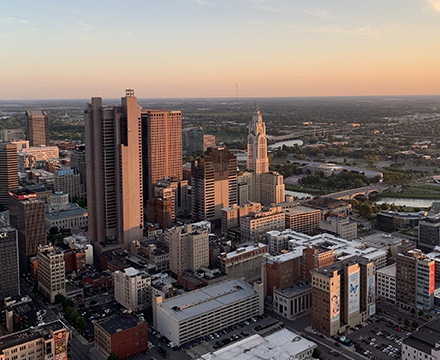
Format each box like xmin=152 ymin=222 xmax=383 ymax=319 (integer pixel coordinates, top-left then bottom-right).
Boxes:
xmin=321 ymin=184 xmax=390 ymax=200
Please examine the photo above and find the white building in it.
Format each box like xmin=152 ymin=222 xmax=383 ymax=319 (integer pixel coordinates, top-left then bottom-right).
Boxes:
xmin=153 ymin=279 xmax=264 ymax=346
xmin=37 ymin=244 xmax=66 ymax=303
xmin=377 ymin=263 xmax=396 ymax=303
xmin=166 ymin=222 xmax=209 ymax=275
xmin=319 ymin=216 xmax=357 ymax=240
xmin=63 ymin=233 xmax=93 ymax=265
xmin=114 ymin=267 xmax=151 ymax=312
xmin=18 ymin=145 xmax=59 ymax=162
xmin=199 ymin=328 xmax=317 ymax=360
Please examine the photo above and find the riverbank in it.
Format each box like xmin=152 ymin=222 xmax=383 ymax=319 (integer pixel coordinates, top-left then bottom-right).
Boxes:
xmin=380 ymin=183 xmax=440 ymax=200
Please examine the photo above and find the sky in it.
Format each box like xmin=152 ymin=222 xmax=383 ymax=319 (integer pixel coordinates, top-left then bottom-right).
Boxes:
xmin=1 ymin=0 xmax=440 ymax=99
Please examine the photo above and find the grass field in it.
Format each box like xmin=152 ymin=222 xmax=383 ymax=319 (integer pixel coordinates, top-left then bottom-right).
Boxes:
xmin=381 ymin=183 xmax=440 ymax=199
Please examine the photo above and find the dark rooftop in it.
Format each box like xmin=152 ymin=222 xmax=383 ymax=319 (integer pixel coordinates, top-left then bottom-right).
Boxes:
xmin=95 ymin=315 xmax=144 ymax=335
xmin=403 ymin=316 xmax=440 ymax=354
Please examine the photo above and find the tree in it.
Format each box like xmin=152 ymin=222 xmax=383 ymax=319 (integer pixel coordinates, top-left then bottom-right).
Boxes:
xmin=90 ymin=300 xmax=97 ymax=305
xmin=404 ymin=319 xmax=410 ymax=327
xmin=418 ymin=310 xmax=424 ymax=317
xmin=312 ymin=348 xmax=321 ymax=359
xmin=55 ymin=294 xmax=66 ymax=304
xmin=359 ymin=202 xmax=373 ymax=218
xmin=412 ymin=321 xmax=419 ymax=329
xmin=108 ymin=353 xmax=120 ymax=360
xmin=75 ymin=316 xmax=86 ymax=334
xmin=62 ymin=298 xmax=75 ymax=311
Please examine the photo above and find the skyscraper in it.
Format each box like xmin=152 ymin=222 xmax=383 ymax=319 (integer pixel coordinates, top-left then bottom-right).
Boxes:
xmin=37 ymin=244 xmax=66 ymax=303
xmin=26 ymin=110 xmax=49 ymax=146
xmin=70 ymin=145 xmax=87 ymax=194
xmin=8 ymin=189 xmax=46 ymax=273
xmin=141 ymin=110 xmax=182 ymax=201
xmin=85 ymin=90 xmax=143 ymax=257
xmin=242 ymin=110 xmax=285 ymax=205
xmin=247 ymin=110 xmax=269 ymax=174
xmin=0 ymin=226 xmax=20 ymax=300
xmin=0 ymin=142 xmax=19 ymax=206
xmin=191 ymin=146 xmax=237 ymax=224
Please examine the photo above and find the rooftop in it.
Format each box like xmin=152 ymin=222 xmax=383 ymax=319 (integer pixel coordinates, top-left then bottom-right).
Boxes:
xmin=274 ymin=279 xmax=311 ymax=298
xmin=283 ymin=205 xmax=319 ymax=215
xmin=0 ymin=320 xmax=66 ymax=354
xmin=376 ymin=263 xmax=396 ymax=277
xmin=95 ymin=315 xmax=144 ymax=336
xmin=199 ymin=328 xmax=316 ymax=360
xmin=158 ymin=279 xmax=257 ymax=322
xmin=403 ymin=316 xmax=440 ymax=354
xmin=221 ymin=243 xmax=267 ymax=260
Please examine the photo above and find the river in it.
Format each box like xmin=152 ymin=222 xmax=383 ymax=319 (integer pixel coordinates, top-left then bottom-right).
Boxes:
xmin=269 ymin=139 xmax=304 ymax=150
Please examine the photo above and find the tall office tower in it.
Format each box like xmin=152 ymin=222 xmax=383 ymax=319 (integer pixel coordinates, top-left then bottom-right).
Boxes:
xmin=9 ymin=189 xmax=46 ymax=273
xmin=85 ymin=90 xmax=144 ymax=257
xmin=141 ymin=110 xmax=182 ymax=201
xmin=311 ymin=257 xmax=376 ymax=336
xmin=396 ymin=249 xmax=435 ymax=311
xmin=247 ymin=110 xmax=269 ymax=174
xmin=166 ymin=223 xmax=209 ymax=275
xmin=0 ymin=227 xmax=20 ymax=300
xmin=70 ymin=145 xmax=87 ymax=194
xmin=37 ymin=244 xmax=66 ymax=303
xmin=54 ymin=168 xmax=82 ymax=200
xmin=26 ymin=110 xmax=49 ymax=146
xmin=191 ymin=146 xmax=238 ymax=224
xmin=0 ymin=143 xmax=19 ymax=206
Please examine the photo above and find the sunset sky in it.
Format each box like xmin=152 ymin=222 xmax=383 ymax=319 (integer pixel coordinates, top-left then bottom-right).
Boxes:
xmin=1 ymin=0 xmax=440 ymax=99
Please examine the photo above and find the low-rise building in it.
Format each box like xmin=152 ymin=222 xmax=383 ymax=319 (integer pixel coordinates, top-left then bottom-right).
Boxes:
xmin=219 ymin=243 xmax=268 ymax=283
xmin=401 ymin=316 xmax=440 ymax=360
xmin=153 ymin=279 xmax=264 ymax=346
xmin=18 ymin=145 xmax=59 ymax=162
xmin=221 ymin=202 xmax=262 ymax=237
xmin=198 ymin=328 xmax=317 ymax=360
xmin=0 ymin=320 xmax=69 ymax=360
xmin=319 ymin=215 xmax=357 ymax=240
xmin=376 ymin=263 xmax=396 ymax=303
xmin=377 ymin=210 xmax=426 ymax=233
xmin=94 ymin=315 xmax=148 ymax=359
xmin=418 ymin=216 xmax=440 ymax=250
xmin=273 ymin=279 xmax=312 ymax=320
xmin=240 ymin=206 xmax=285 ymax=243
xmin=283 ymin=205 xmax=321 ymax=235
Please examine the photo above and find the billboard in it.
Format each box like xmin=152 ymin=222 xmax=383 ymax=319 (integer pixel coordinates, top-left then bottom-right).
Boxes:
xmin=54 ymin=329 xmax=67 ymax=360
xmin=330 ymin=288 xmax=340 ymax=323
xmin=348 ymin=271 xmax=360 ymax=314
xmin=369 ymin=304 xmax=376 ymax=316
xmin=367 ymin=275 xmax=375 ymax=304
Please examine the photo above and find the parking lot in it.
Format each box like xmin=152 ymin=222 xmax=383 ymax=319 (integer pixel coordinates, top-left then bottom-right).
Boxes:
xmin=347 ymin=317 xmax=411 ymax=359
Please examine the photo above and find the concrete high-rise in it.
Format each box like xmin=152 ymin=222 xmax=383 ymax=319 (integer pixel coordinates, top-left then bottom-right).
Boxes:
xmin=191 ymin=146 xmax=238 ymax=224
xmin=141 ymin=110 xmax=182 ymax=201
xmin=8 ymin=189 xmax=46 ymax=273
xmin=26 ymin=110 xmax=49 ymax=146
xmin=70 ymin=145 xmax=87 ymax=194
xmin=37 ymin=244 xmax=66 ymax=303
xmin=0 ymin=143 xmax=19 ymax=206
xmin=166 ymin=223 xmax=209 ymax=275
xmin=85 ymin=90 xmax=143 ymax=257
xmin=0 ymin=227 xmax=20 ymax=300
xmin=247 ymin=110 xmax=269 ymax=174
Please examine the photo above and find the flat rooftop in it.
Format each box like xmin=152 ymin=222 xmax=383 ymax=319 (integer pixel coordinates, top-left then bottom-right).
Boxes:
xmin=0 ymin=320 xmax=65 ymax=354
xmin=158 ymin=279 xmax=257 ymax=322
xmin=283 ymin=205 xmax=320 ymax=215
xmin=96 ymin=315 xmax=142 ymax=335
xmin=274 ymin=279 xmax=311 ymax=298
xmin=222 ymin=243 xmax=267 ymax=260
xmin=403 ymin=316 xmax=440 ymax=354
xmin=376 ymin=263 xmax=396 ymax=277
xmin=199 ymin=328 xmax=316 ymax=360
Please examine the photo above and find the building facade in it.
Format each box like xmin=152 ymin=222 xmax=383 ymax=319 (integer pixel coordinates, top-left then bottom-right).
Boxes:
xmin=376 ymin=263 xmax=396 ymax=303
xmin=240 ymin=206 xmax=285 ymax=243
xmin=153 ymin=279 xmax=264 ymax=346
xmin=37 ymin=244 xmax=66 ymax=303
xmin=54 ymin=168 xmax=82 ymax=200
xmin=191 ymin=147 xmax=238 ymax=224
xmin=418 ymin=216 xmax=440 ymax=250
xmin=319 ymin=215 xmax=358 ymax=240
xmin=0 ymin=227 xmax=20 ymax=300
xmin=311 ymin=257 xmax=376 ymax=337
xmin=166 ymin=223 xmax=209 ymax=275
xmin=26 ymin=110 xmax=49 ymax=146
xmin=114 ymin=267 xmax=151 ymax=312
xmin=284 ymin=205 xmax=321 ymax=235
xmin=141 ymin=110 xmax=182 ymax=201
xmin=8 ymin=189 xmax=46 ymax=273
xmin=85 ymin=91 xmax=144 ymax=256
xmin=221 ymin=202 xmax=262 ymax=237
xmin=0 ymin=143 xmax=19 ymax=206
xmin=94 ymin=315 xmax=148 ymax=360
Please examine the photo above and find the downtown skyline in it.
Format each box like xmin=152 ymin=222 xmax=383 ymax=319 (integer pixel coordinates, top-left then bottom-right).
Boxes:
xmin=1 ymin=0 xmax=440 ymax=99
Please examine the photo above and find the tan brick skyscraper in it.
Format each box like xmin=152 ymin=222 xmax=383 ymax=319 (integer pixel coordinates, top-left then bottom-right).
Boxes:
xmin=141 ymin=110 xmax=182 ymax=201
xmin=26 ymin=110 xmax=49 ymax=146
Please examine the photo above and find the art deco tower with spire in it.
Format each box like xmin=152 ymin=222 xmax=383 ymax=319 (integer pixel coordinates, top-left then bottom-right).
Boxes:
xmin=247 ymin=110 xmax=269 ymax=174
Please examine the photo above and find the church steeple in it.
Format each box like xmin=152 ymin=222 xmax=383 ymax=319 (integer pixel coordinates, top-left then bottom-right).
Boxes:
xmin=247 ymin=109 xmax=269 ymax=174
